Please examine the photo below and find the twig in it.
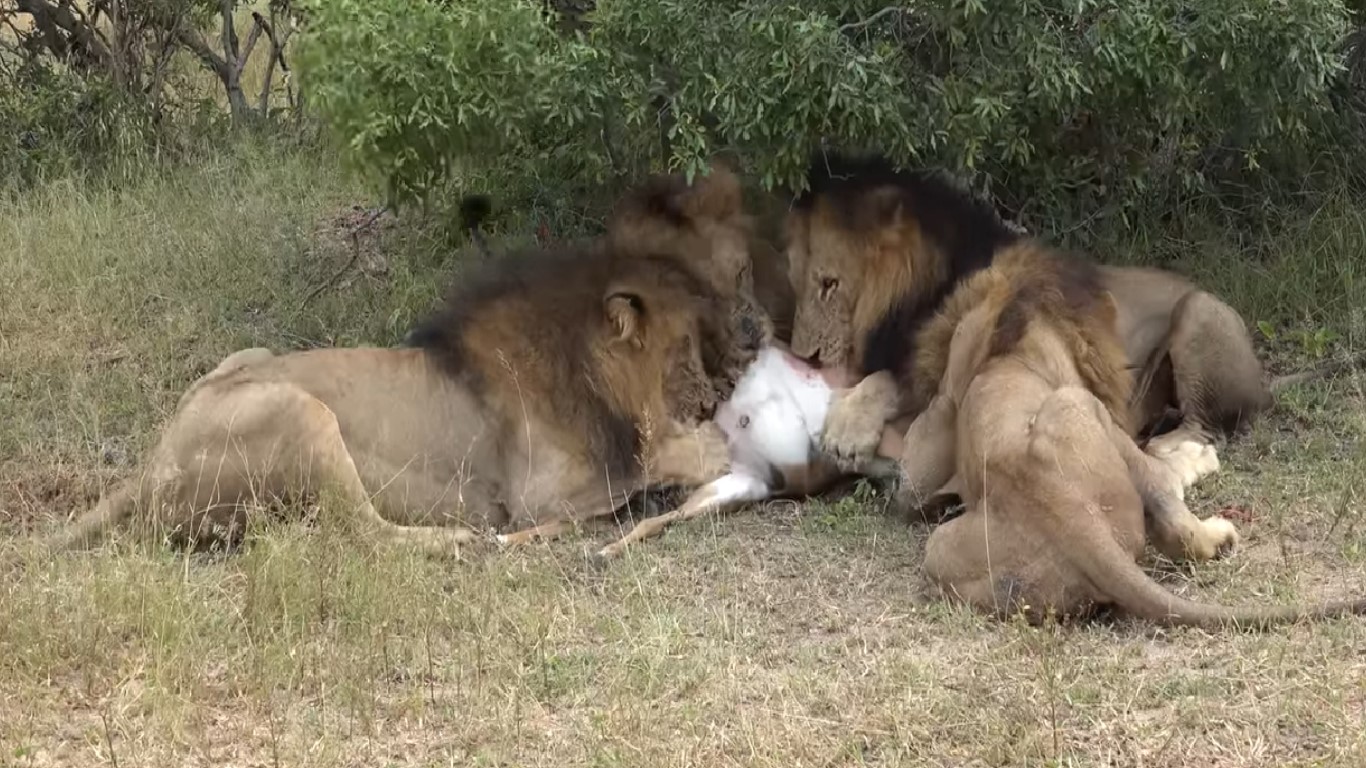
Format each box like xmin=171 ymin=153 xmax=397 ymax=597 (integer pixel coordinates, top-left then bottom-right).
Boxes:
xmin=296 ymin=207 xmax=389 ymax=311
xmin=234 ymin=15 xmax=266 ymax=80
xmin=100 ymin=708 xmax=119 ymax=768
xmin=838 ymin=6 xmax=908 ymax=34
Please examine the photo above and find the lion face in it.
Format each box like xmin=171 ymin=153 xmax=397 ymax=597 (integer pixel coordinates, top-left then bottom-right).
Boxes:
xmin=786 ymin=200 xmax=873 ymax=370
xmin=599 ymin=254 xmax=738 ymax=423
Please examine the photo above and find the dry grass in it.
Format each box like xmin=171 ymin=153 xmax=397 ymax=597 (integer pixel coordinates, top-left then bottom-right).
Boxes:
xmin=2 ymin=141 xmax=1365 ymax=767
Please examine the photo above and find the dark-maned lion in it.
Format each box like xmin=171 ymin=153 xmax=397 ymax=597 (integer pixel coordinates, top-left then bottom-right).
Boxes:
xmin=29 ymin=242 xmax=740 ymax=559
xmin=788 ymin=154 xmax=1264 ymax=563
xmin=886 ymin=243 xmax=1366 ymax=626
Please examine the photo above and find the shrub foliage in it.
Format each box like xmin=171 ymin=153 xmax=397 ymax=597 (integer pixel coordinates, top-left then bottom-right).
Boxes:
xmin=298 ymin=0 xmax=1352 ymax=225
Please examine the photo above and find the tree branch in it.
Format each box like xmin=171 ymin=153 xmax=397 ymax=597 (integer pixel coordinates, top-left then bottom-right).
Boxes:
xmin=15 ymin=0 xmax=114 ymax=67
xmin=838 ymin=6 xmax=909 ymax=34
xmin=253 ymin=9 xmax=295 ymax=114
xmin=218 ymin=0 xmax=239 ymax=64
xmin=175 ymin=23 xmax=229 ymax=80
xmin=235 ymin=16 xmax=265 ymax=79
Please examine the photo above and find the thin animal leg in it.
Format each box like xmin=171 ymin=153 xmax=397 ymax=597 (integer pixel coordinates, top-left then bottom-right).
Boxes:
xmin=595 ymin=474 xmax=770 ymax=560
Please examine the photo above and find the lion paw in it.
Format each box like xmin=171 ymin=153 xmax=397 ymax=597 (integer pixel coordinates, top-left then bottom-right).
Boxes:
xmin=1198 ymin=515 xmax=1240 ymax=559
xmin=1148 ymin=438 xmax=1220 ymax=493
xmin=821 ymin=373 xmax=899 ymax=473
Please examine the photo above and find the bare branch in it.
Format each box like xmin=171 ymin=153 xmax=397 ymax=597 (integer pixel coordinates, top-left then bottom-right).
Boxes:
xmin=175 ymin=23 xmax=229 ymax=79
xmin=838 ymin=6 xmax=909 ymax=34
xmin=235 ymin=15 xmax=265 ymax=78
xmin=15 ymin=0 xmax=114 ymax=66
xmin=253 ymin=9 xmax=295 ymax=114
xmin=297 ymin=207 xmax=390 ymax=311
xmin=218 ymin=0 xmax=238 ymax=62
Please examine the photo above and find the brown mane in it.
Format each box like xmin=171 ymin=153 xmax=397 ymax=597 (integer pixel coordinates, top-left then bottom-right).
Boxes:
xmin=407 ymin=242 xmax=725 ymax=483
xmin=910 ymin=246 xmax=1135 ymax=431
xmin=794 ymin=152 xmax=1021 ymax=378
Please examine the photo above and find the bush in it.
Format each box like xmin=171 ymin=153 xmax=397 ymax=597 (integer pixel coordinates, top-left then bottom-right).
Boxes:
xmin=297 ymin=0 xmax=1351 ymax=229
xmin=0 ymin=64 xmax=162 ymax=188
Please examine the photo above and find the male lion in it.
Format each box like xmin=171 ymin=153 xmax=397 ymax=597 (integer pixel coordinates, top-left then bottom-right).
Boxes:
xmin=28 ymin=242 xmax=740 ymax=559
xmin=788 ymin=153 xmax=1264 ymax=563
xmin=886 ymin=243 xmax=1366 ymax=626
xmin=605 ymin=160 xmax=791 ymax=351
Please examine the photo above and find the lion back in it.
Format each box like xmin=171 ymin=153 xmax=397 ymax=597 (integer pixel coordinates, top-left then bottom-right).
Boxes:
xmin=987 ymin=245 xmax=1135 ymax=432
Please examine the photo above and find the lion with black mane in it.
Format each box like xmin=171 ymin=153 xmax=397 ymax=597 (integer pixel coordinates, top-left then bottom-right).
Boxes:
xmin=22 ymin=230 xmax=748 ymax=560
xmin=790 ymin=153 xmax=1277 ymax=561
xmin=787 ymin=152 xmax=1366 ymax=627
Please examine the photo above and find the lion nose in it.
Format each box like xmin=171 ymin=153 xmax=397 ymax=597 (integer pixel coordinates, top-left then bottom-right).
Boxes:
xmin=739 ymin=315 xmax=761 ymax=347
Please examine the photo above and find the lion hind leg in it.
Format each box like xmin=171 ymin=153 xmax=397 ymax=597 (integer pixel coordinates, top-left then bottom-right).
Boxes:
xmin=1165 ymin=290 xmax=1273 ymax=438
xmin=595 ymin=473 xmax=770 ymax=561
xmin=192 ymin=384 xmax=478 ymax=557
xmin=923 ymin=505 xmax=1066 ymax=623
xmin=1097 ymin=399 xmax=1239 ymax=563
xmin=291 ymin=396 xmax=478 ymax=557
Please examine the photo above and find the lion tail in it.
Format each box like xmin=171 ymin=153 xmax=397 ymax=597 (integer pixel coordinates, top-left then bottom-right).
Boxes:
xmin=44 ymin=480 xmax=138 ymax=555
xmin=459 ymin=195 xmax=494 ymax=260
xmin=1063 ymin=508 xmax=1366 ymax=629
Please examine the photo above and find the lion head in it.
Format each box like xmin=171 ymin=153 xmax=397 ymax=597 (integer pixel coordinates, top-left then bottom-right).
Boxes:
xmin=597 ymin=250 xmax=740 ymax=426
xmin=409 ymin=242 xmax=735 ymax=479
xmin=786 ymin=153 xmax=1019 ymax=376
xmin=607 ymin=161 xmax=775 ymax=352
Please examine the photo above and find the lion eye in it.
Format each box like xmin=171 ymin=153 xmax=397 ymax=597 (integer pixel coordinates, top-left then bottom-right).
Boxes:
xmin=820 ymin=276 xmax=839 ymax=299
xmin=738 ymin=415 xmax=750 ymax=429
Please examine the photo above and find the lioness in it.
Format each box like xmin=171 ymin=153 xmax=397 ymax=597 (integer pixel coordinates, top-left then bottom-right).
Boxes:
xmin=28 ymin=243 xmax=741 ymax=559
xmin=788 ymin=153 xmax=1265 ymax=562
xmin=885 ymin=242 xmax=1366 ymax=626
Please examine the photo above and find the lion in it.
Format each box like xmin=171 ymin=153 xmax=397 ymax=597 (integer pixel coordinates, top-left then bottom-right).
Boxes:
xmin=785 ymin=153 xmax=1279 ymax=563
xmin=24 ymin=241 xmax=744 ymax=561
xmin=605 ymin=160 xmax=790 ymax=351
xmin=881 ymin=242 xmax=1366 ymax=626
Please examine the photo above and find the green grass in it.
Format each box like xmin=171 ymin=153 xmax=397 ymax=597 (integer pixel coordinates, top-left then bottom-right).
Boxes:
xmin=2 ymin=140 xmax=1365 ymax=767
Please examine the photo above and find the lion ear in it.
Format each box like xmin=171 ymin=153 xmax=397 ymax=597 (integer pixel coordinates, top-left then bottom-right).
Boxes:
xmin=604 ymin=291 xmax=645 ymax=348
xmin=678 ymin=161 xmax=743 ymax=221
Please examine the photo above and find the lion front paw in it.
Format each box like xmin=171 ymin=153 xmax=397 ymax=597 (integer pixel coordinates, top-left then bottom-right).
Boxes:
xmin=821 ymin=373 xmax=900 ymax=473
xmin=1197 ymin=515 xmax=1240 ymax=560
xmin=1147 ymin=436 xmax=1221 ymax=495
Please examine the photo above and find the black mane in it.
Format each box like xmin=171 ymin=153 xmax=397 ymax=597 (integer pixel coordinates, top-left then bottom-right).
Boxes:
xmin=798 ymin=151 xmax=1022 ymax=377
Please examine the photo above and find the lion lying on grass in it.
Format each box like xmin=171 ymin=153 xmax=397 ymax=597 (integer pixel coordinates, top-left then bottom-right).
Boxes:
xmin=786 ymin=153 xmax=1366 ymax=627
xmin=785 ymin=154 xmax=1272 ymax=562
xmin=903 ymin=245 xmax=1365 ymax=626
xmin=26 ymin=237 xmax=751 ymax=560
